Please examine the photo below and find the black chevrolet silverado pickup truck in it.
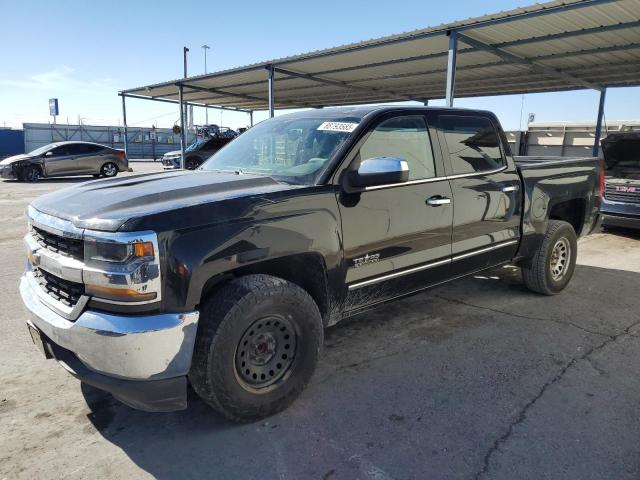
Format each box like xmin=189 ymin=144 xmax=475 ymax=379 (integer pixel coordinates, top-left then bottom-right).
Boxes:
xmin=20 ymin=106 xmax=603 ymax=421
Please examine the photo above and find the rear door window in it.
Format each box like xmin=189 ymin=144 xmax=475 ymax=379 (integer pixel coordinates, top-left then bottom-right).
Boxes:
xmin=439 ymin=115 xmax=505 ymax=174
xmin=65 ymin=144 xmax=88 ymax=156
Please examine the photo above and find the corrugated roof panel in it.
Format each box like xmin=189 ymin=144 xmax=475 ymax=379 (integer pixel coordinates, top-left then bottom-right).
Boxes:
xmin=122 ymin=0 xmax=640 ymax=110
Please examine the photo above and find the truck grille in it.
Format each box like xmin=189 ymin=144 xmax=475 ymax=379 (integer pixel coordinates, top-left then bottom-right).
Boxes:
xmin=33 ymin=267 xmax=85 ymax=308
xmin=31 ymin=225 xmax=84 ymax=260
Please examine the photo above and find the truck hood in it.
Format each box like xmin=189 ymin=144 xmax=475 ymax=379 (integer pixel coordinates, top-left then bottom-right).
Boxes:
xmin=31 ymin=170 xmax=300 ymax=232
xmin=0 ymin=154 xmax=32 ymax=165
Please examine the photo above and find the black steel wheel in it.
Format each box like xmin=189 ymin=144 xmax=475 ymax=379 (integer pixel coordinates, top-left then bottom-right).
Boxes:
xmin=234 ymin=315 xmax=298 ymax=392
xmin=189 ymin=274 xmax=323 ymax=422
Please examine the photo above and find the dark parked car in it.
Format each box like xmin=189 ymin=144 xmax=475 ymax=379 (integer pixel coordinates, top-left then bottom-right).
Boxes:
xmin=162 ymin=127 xmax=238 ymax=170
xmin=601 ymin=132 xmax=640 ymax=228
xmin=0 ymin=141 xmax=128 ymax=182
xmin=20 ymin=106 xmax=602 ymax=421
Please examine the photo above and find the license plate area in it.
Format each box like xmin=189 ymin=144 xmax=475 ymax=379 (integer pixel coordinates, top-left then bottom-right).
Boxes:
xmin=27 ymin=324 xmax=53 ymax=359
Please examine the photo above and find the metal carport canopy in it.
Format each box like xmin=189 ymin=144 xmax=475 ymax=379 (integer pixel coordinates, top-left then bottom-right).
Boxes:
xmin=121 ymin=0 xmax=640 ymax=111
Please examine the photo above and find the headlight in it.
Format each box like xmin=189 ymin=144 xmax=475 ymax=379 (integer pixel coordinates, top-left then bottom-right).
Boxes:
xmin=83 ymin=231 xmax=161 ymax=304
xmin=85 ymin=239 xmax=154 ymax=263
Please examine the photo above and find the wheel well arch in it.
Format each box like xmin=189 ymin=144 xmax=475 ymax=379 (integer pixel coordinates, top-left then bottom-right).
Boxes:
xmin=199 ymin=252 xmax=331 ymax=325
xmin=548 ymin=198 xmax=586 ymax=236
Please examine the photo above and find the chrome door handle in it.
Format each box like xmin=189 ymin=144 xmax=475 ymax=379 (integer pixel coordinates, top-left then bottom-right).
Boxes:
xmin=426 ymin=196 xmax=451 ymax=206
xmin=501 ymin=185 xmax=519 ymax=193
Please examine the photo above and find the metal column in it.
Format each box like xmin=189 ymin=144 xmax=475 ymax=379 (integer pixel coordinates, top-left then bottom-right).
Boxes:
xmin=593 ymin=88 xmax=607 ymax=157
xmin=249 ymin=110 xmax=254 ymax=127
xmin=178 ymin=84 xmax=186 ymax=169
xmin=267 ymin=65 xmax=275 ymax=118
xmin=121 ymin=95 xmax=129 ymax=158
xmin=445 ymin=30 xmax=458 ymax=108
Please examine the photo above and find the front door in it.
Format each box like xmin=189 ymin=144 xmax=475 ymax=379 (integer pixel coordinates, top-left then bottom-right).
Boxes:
xmin=43 ymin=145 xmax=75 ymax=176
xmin=337 ymin=113 xmax=454 ymax=314
xmin=434 ymin=113 xmax=522 ymax=274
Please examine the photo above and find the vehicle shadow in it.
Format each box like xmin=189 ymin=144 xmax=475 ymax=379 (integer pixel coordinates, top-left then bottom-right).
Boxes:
xmin=2 ymin=177 xmax=94 ymax=185
xmin=602 ymin=225 xmax=640 ymax=240
xmin=80 ymin=263 xmax=640 ymax=480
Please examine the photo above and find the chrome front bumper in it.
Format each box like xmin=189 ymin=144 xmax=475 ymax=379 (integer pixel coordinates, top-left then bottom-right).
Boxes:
xmin=20 ymin=272 xmax=199 ymax=381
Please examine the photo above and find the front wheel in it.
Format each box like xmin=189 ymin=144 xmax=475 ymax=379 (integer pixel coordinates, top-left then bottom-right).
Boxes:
xmin=522 ymin=220 xmax=577 ymax=295
xmin=185 ymin=157 xmax=200 ymax=170
xmin=100 ymin=162 xmax=118 ymax=178
xmin=189 ymin=274 xmax=323 ymax=421
xmin=21 ymin=165 xmax=41 ymax=183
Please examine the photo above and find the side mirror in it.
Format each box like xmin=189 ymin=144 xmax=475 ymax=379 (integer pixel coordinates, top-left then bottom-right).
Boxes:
xmin=347 ymin=157 xmax=409 ymax=190
xmin=44 ymin=151 xmax=53 ymax=157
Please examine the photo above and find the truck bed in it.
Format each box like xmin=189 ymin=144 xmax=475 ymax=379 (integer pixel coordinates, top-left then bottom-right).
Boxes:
xmin=513 ymin=155 xmax=602 ymax=262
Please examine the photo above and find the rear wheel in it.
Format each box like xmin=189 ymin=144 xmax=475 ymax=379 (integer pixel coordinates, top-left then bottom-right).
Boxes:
xmin=101 ymin=162 xmax=118 ymax=178
xmin=522 ymin=220 xmax=577 ymax=295
xmin=189 ymin=274 xmax=323 ymax=422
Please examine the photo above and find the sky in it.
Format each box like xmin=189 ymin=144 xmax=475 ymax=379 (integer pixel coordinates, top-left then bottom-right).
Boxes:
xmin=1 ymin=0 xmax=638 ymax=132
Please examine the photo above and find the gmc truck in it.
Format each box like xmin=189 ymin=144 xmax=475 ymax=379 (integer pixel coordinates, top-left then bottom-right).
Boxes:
xmin=20 ymin=106 xmax=602 ymax=421
xmin=600 ymin=132 xmax=640 ymax=228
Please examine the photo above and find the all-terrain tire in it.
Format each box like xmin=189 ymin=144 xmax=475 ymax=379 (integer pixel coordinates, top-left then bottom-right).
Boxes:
xmin=522 ymin=220 xmax=577 ymax=295
xmin=189 ymin=274 xmax=323 ymax=422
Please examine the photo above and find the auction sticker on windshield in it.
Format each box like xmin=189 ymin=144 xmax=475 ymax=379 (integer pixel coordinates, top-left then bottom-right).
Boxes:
xmin=317 ymin=122 xmax=359 ymax=132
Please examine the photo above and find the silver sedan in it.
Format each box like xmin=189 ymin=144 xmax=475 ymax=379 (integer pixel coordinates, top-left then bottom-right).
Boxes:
xmin=0 ymin=141 xmax=129 ymax=182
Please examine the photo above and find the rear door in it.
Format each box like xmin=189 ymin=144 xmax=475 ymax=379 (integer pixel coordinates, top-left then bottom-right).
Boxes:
xmin=434 ymin=113 xmax=521 ymax=274
xmin=337 ymin=112 xmax=454 ymax=313
xmin=74 ymin=144 xmax=105 ymax=173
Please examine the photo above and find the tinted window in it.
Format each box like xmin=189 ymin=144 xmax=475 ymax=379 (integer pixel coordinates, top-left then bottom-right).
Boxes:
xmin=440 ymin=115 xmax=505 ymax=174
xmin=358 ymin=116 xmax=436 ymax=180
xmin=85 ymin=144 xmax=104 ymax=154
xmin=64 ymin=144 xmax=89 ymax=155
xmin=49 ymin=146 xmax=70 ymax=157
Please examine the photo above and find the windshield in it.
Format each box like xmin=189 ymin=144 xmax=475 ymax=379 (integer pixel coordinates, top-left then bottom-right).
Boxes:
xmin=186 ymin=139 xmax=206 ymax=152
xmin=28 ymin=144 xmax=57 ymax=156
xmin=200 ymin=115 xmax=361 ymax=184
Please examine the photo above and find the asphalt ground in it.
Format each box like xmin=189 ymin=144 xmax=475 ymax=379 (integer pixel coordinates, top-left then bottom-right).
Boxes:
xmin=1 ymin=162 xmax=639 ymax=480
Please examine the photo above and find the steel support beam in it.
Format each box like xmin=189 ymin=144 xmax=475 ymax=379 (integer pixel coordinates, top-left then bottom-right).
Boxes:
xmin=457 ymin=32 xmax=602 ymax=91
xmin=267 ymin=65 xmax=275 ymax=118
xmin=249 ymin=111 xmax=254 ymax=127
xmin=178 ymin=84 xmax=186 ymax=169
xmin=121 ymin=94 xmax=129 ymax=158
xmin=273 ymin=67 xmax=419 ymax=102
xmin=593 ymin=87 xmax=607 ymax=157
xmin=127 ymin=92 xmax=250 ymax=113
xmin=179 ymin=83 xmax=265 ymax=106
xmin=445 ymin=30 xmax=458 ymax=107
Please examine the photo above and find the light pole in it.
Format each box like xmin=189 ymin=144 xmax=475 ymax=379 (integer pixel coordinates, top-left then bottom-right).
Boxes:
xmin=202 ymin=44 xmax=210 ymax=125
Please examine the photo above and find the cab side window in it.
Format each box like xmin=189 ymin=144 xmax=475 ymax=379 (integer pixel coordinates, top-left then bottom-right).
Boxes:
xmin=358 ymin=116 xmax=436 ymax=180
xmin=440 ymin=115 xmax=505 ymax=174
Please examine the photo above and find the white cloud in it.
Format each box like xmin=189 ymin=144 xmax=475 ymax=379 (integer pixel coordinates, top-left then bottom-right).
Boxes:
xmin=0 ymin=65 xmax=114 ymax=94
